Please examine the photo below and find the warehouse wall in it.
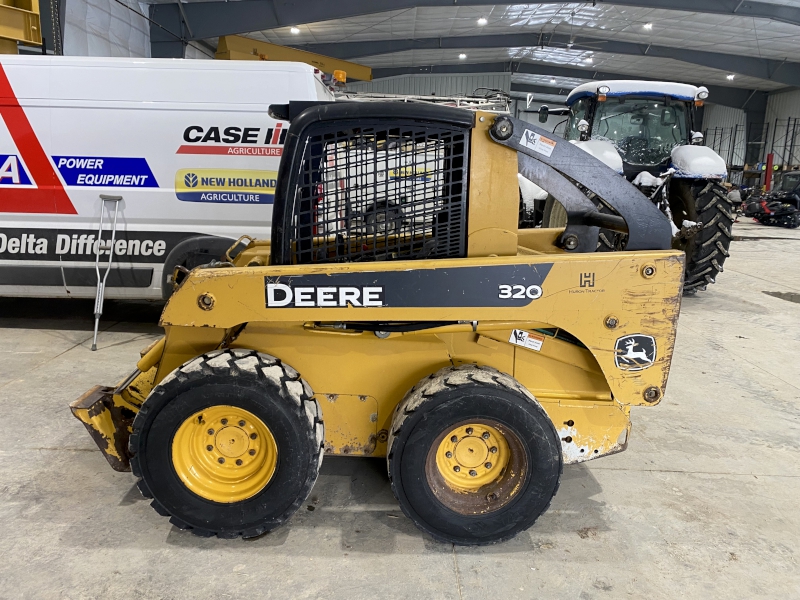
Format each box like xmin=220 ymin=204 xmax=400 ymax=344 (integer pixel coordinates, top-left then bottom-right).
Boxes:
xmin=702 ymin=104 xmax=747 ymax=167
xmin=63 ymin=0 xmax=149 ymax=56
xmin=763 ymin=88 xmax=800 ymax=168
xmin=345 ymin=73 xmax=511 ymax=96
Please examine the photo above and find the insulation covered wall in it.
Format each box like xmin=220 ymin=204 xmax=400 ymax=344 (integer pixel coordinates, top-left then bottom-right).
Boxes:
xmin=345 ymin=73 xmax=511 ymax=97
xmin=63 ymin=0 xmax=150 ymax=57
xmin=702 ymin=104 xmax=747 ymax=167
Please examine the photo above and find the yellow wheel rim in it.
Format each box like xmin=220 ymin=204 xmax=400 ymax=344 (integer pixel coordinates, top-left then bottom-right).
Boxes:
xmin=435 ymin=423 xmax=510 ymax=492
xmin=171 ymin=405 xmax=278 ymax=503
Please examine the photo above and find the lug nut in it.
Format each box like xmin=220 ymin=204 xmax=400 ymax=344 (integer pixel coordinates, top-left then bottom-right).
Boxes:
xmin=218 ymin=457 xmax=225 ymax=464
xmin=485 ymin=462 xmax=492 ymax=469
xmin=450 ymin=435 xmax=458 ymax=443
xmin=206 ymin=445 xmax=213 ymax=451
xmin=207 ymin=428 xmax=214 ymax=435
xmin=221 ymin=419 xmax=228 ymax=425
xmin=249 ymin=449 xmax=256 ymax=456
xmin=469 ymin=470 xmax=478 ymax=477
xmin=482 ymin=432 xmax=490 ymax=440
xmin=487 ymin=492 xmax=498 ymax=501
xmin=236 ymin=459 xmax=243 ymax=466
xmin=465 ymin=427 xmax=473 ymax=435
xmin=453 ymin=466 xmax=461 ymax=472
xmin=250 ymin=433 xmax=257 ymax=440
xmin=490 ymin=446 xmax=498 ymax=454
xmin=445 ymin=451 xmax=453 ymax=458
xmin=238 ymin=420 xmax=245 ymax=427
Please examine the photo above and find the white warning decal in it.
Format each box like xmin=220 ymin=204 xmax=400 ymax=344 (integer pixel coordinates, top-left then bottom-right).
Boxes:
xmin=508 ymin=329 xmax=544 ymax=351
xmin=521 ymin=130 xmax=556 ymax=157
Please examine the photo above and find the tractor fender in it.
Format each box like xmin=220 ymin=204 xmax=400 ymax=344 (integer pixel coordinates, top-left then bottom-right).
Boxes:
xmin=570 ymin=139 xmax=624 ymax=174
xmin=670 ymin=145 xmax=727 ymax=179
xmin=518 ymin=173 xmax=549 ymax=206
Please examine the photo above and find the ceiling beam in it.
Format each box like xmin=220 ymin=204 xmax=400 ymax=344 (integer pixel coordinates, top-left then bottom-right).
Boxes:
xmin=293 ymin=32 xmax=800 ymax=87
xmin=368 ymin=61 xmax=768 ymax=112
xmin=170 ymin=0 xmax=800 ymax=42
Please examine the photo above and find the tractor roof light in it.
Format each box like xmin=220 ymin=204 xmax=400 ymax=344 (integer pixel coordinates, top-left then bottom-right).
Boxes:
xmin=598 ymin=85 xmax=610 ymax=94
xmin=691 ymin=131 xmax=704 ymax=145
xmin=577 ymin=119 xmax=590 ymax=133
xmin=696 ymin=87 xmax=709 ymax=100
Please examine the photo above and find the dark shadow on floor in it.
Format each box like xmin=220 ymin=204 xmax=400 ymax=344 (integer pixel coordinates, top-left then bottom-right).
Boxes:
xmin=0 ymin=297 xmax=165 ymax=332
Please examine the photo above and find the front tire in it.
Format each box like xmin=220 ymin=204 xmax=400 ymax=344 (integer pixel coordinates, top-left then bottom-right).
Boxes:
xmin=130 ymin=349 xmax=324 ymax=539
xmin=669 ymin=180 xmax=734 ymax=293
xmin=388 ymin=365 xmax=562 ymax=545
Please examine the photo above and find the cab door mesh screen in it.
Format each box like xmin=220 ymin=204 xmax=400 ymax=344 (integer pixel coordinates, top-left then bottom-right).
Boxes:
xmin=288 ymin=121 xmax=468 ymax=264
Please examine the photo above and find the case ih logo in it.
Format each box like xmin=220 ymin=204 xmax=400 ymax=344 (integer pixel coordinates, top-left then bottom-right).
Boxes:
xmin=177 ymin=124 xmax=287 ymax=156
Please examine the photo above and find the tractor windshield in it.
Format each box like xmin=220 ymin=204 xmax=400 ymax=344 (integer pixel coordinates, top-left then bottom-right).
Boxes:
xmin=591 ymin=97 xmax=689 ymax=166
xmin=777 ymin=172 xmax=800 ymax=192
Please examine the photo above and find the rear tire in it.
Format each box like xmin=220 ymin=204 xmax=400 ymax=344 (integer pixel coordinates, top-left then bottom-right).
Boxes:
xmin=387 ymin=365 xmax=562 ymax=545
xmin=669 ymin=180 xmax=734 ymax=293
xmin=130 ymin=349 xmax=324 ymax=539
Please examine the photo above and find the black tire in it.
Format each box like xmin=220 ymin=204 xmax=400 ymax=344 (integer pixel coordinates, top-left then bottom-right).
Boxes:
xmin=387 ymin=364 xmax=562 ymax=546
xmin=669 ymin=180 xmax=734 ymax=293
xmin=129 ymin=349 xmax=323 ymax=539
xmin=160 ymin=236 xmax=235 ymax=300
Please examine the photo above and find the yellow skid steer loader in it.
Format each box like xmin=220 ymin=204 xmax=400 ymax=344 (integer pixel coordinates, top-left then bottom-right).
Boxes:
xmin=71 ymin=102 xmax=684 ymax=545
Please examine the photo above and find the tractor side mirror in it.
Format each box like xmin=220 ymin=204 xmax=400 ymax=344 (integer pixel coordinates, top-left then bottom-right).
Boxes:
xmin=538 ymin=105 xmax=549 ymax=123
xmin=660 ymin=108 xmax=676 ymax=126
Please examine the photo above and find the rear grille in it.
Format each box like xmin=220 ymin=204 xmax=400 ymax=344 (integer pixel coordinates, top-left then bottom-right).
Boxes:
xmin=287 ymin=120 xmax=469 ymax=264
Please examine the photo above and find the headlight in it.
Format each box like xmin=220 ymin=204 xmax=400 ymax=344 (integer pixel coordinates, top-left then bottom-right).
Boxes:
xmin=577 ymin=119 xmax=590 ymax=133
xmin=598 ymin=85 xmax=610 ymax=94
xmin=696 ymin=87 xmax=709 ymax=100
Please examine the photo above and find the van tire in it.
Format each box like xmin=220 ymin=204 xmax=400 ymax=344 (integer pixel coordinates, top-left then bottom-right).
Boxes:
xmin=160 ymin=236 xmax=235 ymax=300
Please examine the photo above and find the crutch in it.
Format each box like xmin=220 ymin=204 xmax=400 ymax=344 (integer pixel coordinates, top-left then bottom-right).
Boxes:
xmin=91 ymin=194 xmax=122 ymax=351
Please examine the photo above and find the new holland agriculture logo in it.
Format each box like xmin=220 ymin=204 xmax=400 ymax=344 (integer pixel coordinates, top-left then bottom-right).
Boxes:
xmin=175 ymin=169 xmax=278 ymax=204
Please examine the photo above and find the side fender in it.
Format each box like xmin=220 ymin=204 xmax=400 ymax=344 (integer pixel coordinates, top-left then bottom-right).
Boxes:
xmin=671 ymin=145 xmax=727 ymax=179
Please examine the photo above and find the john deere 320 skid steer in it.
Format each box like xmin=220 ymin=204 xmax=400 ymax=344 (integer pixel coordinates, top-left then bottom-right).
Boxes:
xmin=71 ymin=102 xmax=684 ymax=545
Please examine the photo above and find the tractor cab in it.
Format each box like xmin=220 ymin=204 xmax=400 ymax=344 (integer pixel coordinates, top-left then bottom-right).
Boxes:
xmin=542 ymin=81 xmax=714 ymax=181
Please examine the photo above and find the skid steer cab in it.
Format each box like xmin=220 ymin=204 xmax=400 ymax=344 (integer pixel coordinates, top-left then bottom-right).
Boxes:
xmin=71 ymin=102 xmax=684 ymax=546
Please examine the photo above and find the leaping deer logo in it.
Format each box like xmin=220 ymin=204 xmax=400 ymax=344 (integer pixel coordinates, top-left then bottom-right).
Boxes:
xmin=614 ymin=335 xmax=656 ymax=371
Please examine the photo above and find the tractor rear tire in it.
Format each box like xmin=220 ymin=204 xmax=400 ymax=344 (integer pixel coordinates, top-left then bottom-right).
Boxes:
xmin=129 ymin=349 xmax=324 ymax=539
xmin=387 ymin=364 xmax=562 ymax=546
xmin=669 ymin=180 xmax=734 ymax=294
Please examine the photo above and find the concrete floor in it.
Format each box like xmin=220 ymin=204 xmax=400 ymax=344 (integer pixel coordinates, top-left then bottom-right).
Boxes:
xmin=0 ymin=220 xmax=798 ymax=599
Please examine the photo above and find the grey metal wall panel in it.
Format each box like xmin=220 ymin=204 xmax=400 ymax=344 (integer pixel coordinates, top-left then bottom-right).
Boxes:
xmin=346 ymin=73 xmax=511 ymax=96
xmin=764 ymin=89 xmax=800 ymax=167
xmin=703 ymin=104 xmax=747 ymax=167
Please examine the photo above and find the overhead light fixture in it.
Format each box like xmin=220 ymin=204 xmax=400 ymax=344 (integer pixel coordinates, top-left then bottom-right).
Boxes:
xmin=643 ymin=22 xmax=653 ymax=30
xmin=290 ymin=27 xmax=300 ymax=34
xmin=550 ymin=78 xmax=556 ymax=83
xmin=459 ymin=53 xmax=467 ymax=59
xmin=727 ymin=73 xmax=735 ymax=80
xmin=477 ymin=17 xmax=488 ymax=26
xmin=584 ymin=57 xmax=593 ymax=63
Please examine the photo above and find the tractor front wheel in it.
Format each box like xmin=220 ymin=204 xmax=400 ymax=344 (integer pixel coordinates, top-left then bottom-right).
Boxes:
xmin=669 ymin=180 xmax=734 ymax=294
xmin=388 ymin=365 xmax=562 ymax=545
xmin=129 ymin=349 xmax=324 ymax=539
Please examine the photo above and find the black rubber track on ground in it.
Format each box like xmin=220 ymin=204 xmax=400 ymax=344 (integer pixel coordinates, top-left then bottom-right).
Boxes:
xmin=129 ymin=349 xmax=323 ymax=539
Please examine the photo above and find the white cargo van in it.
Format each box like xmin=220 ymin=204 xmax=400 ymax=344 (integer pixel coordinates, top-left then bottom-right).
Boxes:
xmin=0 ymin=56 xmax=334 ymax=299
